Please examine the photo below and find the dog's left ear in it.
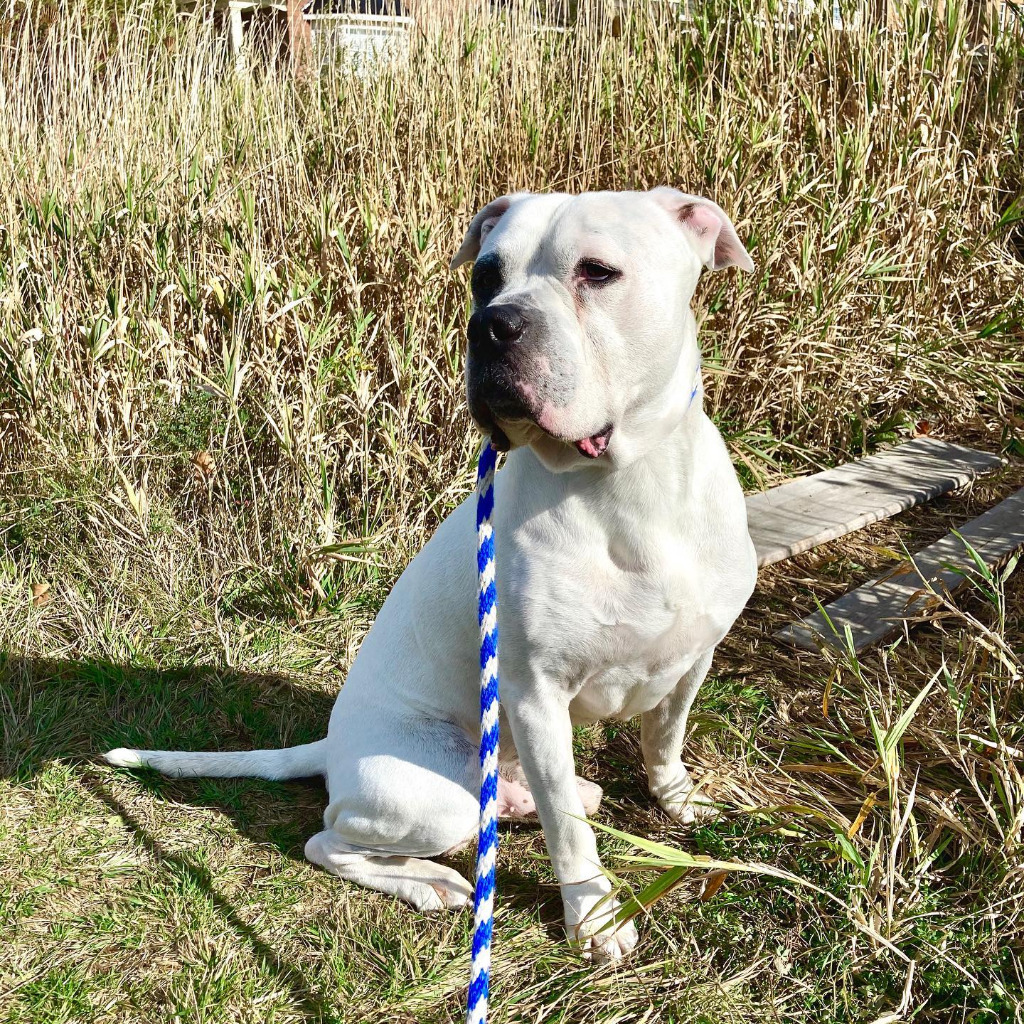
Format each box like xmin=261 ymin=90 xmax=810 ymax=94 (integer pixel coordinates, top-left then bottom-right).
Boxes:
xmin=649 ymin=187 xmax=754 ymax=273
xmin=450 ymin=192 xmax=529 ymax=270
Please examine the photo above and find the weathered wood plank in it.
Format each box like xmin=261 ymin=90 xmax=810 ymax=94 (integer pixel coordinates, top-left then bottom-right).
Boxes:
xmin=777 ymin=486 xmax=1024 ymax=653
xmin=746 ymin=438 xmax=1003 ymax=568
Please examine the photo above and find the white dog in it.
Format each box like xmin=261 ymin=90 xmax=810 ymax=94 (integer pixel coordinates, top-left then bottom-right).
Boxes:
xmin=105 ymin=188 xmax=757 ymax=961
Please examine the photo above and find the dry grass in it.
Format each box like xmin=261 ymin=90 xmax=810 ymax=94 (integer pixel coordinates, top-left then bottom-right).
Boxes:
xmin=1 ymin=0 xmax=1023 ymax=1021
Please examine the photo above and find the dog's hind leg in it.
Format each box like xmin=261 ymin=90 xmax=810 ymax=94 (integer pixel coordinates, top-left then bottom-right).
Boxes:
xmin=307 ymin=714 xmax=482 ymax=910
xmin=304 ymin=830 xmax=473 ymax=912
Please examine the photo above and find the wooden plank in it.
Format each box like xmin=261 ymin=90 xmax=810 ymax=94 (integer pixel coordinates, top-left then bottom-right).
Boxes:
xmin=777 ymin=486 xmax=1024 ymax=653
xmin=746 ymin=438 xmax=1003 ymax=568
xmin=286 ymin=0 xmax=312 ymax=67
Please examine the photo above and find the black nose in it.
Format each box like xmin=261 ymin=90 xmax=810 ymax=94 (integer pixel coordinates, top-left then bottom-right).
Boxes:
xmin=488 ymin=305 xmax=527 ymax=344
xmin=469 ymin=304 xmax=529 ymax=357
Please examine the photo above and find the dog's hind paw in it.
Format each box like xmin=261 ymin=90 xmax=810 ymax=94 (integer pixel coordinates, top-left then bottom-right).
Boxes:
xmin=497 ymin=769 xmax=603 ymax=820
xmin=496 ymin=773 xmax=537 ymax=819
xmin=385 ymin=863 xmax=474 ymax=914
xmin=575 ymin=777 xmax=604 ymax=817
xmin=304 ymin=830 xmax=473 ymax=913
xmin=420 ymin=880 xmax=473 ymax=912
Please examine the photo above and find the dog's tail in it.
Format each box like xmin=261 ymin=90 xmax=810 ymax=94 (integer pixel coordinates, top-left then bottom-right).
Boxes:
xmin=103 ymin=739 xmax=327 ymax=780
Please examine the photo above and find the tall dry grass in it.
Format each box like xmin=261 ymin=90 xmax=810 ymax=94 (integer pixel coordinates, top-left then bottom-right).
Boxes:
xmin=1 ymin=1 xmax=1022 ymax=603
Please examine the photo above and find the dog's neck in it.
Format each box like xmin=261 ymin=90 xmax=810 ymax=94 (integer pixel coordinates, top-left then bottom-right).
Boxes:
xmin=500 ymin=397 xmax=711 ymax=575
xmin=600 ymin=371 xmax=706 ymax=506
xmin=585 ymin=352 xmax=703 ymax=475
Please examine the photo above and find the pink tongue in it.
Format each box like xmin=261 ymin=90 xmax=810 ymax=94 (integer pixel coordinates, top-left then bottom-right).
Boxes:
xmin=574 ymin=431 xmax=610 ymax=458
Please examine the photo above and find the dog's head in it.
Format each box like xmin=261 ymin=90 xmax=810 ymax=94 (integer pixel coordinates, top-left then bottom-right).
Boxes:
xmin=452 ymin=188 xmax=753 ymax=472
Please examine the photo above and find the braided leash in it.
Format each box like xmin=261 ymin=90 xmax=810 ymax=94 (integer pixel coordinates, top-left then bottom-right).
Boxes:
xmin=465 ymin=371 xmax=701 ymax=1021
xmin=468 ymin=439 xmax=500 ymax=1024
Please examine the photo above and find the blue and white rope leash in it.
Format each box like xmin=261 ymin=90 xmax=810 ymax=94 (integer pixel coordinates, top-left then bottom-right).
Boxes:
xmin=468 ymin=438 xmax=500 ymax=1024
xmin=465 ymin=369 xmax=700 ymax=1021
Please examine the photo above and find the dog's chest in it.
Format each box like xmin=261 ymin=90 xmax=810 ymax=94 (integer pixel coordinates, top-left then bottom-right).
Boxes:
xmin=515 ymin=529 xmax=742 ymax=722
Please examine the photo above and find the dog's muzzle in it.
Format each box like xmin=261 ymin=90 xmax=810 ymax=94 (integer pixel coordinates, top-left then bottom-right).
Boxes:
xmin=467 ymin=304 xmax=535 ymax=450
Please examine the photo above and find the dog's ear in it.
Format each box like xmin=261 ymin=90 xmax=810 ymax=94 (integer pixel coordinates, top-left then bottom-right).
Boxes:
xmin=450 ymin=193 xmax=528 ymax=270
xmin=648 ymin=187 xmax=754 ymax=273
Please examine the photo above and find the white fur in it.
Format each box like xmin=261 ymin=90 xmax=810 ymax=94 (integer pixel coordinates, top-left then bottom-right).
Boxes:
xmin=103 ymin=741 xmax=327 ymax=779
xmin=103 ymin=189 xmax=758 ymax=963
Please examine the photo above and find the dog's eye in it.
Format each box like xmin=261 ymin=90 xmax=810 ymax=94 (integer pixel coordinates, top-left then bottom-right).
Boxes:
xmin=578 ymin=260 xmax=620 ymax=285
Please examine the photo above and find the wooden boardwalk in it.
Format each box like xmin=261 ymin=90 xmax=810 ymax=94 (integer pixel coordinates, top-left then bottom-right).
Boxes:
xmin=746 ymin=437 xmax=1003 ymax=567
xmin=776 ymin=486 xmax=1024 ymax=653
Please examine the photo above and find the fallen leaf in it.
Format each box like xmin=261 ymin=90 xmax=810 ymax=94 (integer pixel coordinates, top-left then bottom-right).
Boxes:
xmin=31 ymin=582 xmax=51 ymax=607
xmin=192 ymin=450 xmax=216 ymax=480
xmin=700 ymin=870 xmax=728 ymax=902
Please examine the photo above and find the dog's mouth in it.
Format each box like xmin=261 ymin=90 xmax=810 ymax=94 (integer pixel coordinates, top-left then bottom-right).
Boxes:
xmin=485 ymin=421 xmax=614 ymax=459
xmin=470 ymin=387 xmax=613 ymax=459
xmin=572 ymin=423 xmax=614 ymax=459
xmin=473 ymin=399 xmax=613 ymax=460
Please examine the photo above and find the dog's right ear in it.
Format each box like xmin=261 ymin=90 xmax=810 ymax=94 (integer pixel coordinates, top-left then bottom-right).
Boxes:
xmin=450 ymin=193 xmax=528 ymax=270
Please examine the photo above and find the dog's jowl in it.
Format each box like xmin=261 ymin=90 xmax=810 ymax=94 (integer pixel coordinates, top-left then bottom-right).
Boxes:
xmin=105 ymin=188 xmax=757 ymax=963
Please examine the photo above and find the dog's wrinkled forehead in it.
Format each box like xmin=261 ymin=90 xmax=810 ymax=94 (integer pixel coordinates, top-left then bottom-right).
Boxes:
xmin=453 ymin=188 xmax=754 ymax=283
xmin=480 ymin=193 xmax=677 ymax=280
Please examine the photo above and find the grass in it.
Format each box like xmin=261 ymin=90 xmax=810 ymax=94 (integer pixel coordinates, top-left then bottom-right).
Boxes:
xmin=1 ymin=0 xmax=1024 ymax=1020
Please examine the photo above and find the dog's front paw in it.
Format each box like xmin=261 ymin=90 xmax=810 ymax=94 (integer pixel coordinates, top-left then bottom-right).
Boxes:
xmin=577 ymin=914 xmax=639 ymax=963
xmin=649 ymin=762 xmax=719 ymax=825
xmin=561 ymin=879 xmax=639 ymax=963
xmin=659 ymin=791 xmax=718 ymax=825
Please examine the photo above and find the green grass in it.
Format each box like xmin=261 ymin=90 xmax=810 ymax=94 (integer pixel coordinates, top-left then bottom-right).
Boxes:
xmin=3 ymin=526 xmax=1023 ymax=1021
xmin=2 ymin=0 xmax=1024 ymax=1020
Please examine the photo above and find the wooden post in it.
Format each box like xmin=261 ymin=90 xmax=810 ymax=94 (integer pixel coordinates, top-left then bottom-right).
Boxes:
xmin=286 ymin=0 xmax=311 ymax=68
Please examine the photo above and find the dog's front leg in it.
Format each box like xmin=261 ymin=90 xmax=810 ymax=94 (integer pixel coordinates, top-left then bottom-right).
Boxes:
xmin=505 ymin=692 xmax=638 ymax=962
xmin=640 ymin=648 xmax=718 ymax=824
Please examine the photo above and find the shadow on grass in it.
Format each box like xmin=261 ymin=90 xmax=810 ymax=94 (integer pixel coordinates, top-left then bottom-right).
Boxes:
xmin=84 ymin=772 xmax=338 ymax=1021
xmin=0 ymin=653 xmax=333 ymax=858
xmin=0 ymin=650 xmax=672 ymax=970
xmin=0 ymin=650 xmax=563 ymax=891
xmin=0 ymin=654 xmax=361 ymax=1014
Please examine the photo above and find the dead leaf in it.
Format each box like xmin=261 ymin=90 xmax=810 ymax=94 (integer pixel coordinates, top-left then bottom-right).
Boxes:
xmin=823 ymin=664 xmax=839 ymax=717
xmin=865 ymin=544 xmax=903 ymax=562
xmin=31 ymin=582 xmax=51 ymax=607
xmin=700 ymin=870 xmax=728 ymax=902
xmin=192 ymin=450 xmax=216 ymax=480
xmin=913 ymin=419 xmax=932 ymax=436
xmin=847 ymin=792 xmax=878 ymax=839
xmin=903 ymin=588 xmax=941 ymax=613
xmin=881 ymin=562 xmax=919 ymax=581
